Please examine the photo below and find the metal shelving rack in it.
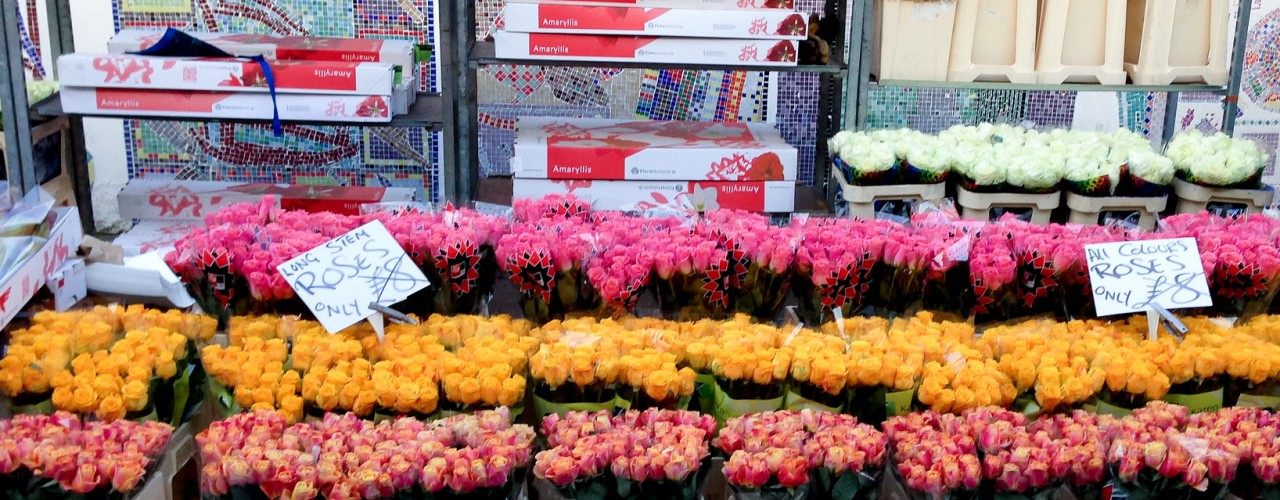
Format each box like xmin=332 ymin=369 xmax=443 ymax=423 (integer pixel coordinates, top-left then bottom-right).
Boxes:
xmin=0 ymin=0 xmax=1263 ymax=226
xmin=449 ymin=0 xmax=854 ymax=203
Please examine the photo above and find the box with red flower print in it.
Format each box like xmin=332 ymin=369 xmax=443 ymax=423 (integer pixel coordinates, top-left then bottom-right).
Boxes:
xmin=117 ymin=179 xmax=418 ymax=220
xmin=57 ymin=54 xmax=398 ymax=96
xmin=513 ymin=178 xmax=796 ymax=212
xmin=59 ymin=87 xmax=399 ymax=123
xmin=493 ymin=31 xmax=799 ymax=66
xmin=506 ymin=0 xmax=797 ymax=9
xmin=502 ymin=3 xmax=808 ymax=39
xmin=513 ymin=117 xmax=798 ymax=181
xmin=107 ymin=29 xmax=417 ymax=74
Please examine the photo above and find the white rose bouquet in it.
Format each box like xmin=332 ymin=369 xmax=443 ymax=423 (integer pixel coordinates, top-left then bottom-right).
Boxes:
xmin=829 ymin=131 xmax=899 ymax=185
xmin=902 ymin=136 xmax=952 ymax=183
xmin=1167 ymin=131 xmax=1269 ymax=188
xmin=1058 ymin=132 xmax=1119 ymax=195
xmin=1001 ymin=142 xmax=1063 ymax=193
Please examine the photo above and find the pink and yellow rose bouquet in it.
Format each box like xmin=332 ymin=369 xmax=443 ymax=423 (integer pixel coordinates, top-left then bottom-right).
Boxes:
xmin=535 ymin=409 xmax=716 ymax=500
xmin=1105 ymin=402 xmax=1240 ymax=499
xmin=883 ymin=411 xmax=982 ymax=500
xmin=0 ymin=412 xmax=172 ymax=497
xmin=198 ymin=408 xmax=533 ymax=499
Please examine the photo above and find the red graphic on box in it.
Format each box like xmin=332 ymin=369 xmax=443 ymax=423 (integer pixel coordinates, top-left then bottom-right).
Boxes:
xmin=776 ymin=14 xmax=806 ymax=36
xmin=526 ymin=33 xmax=649 ymax=58
xmin=93 ymin=56 xmax=154 ymax=84
xmin=0 ymin=288 xmax=10 ymax=314
xmin=95 ymin=88 xmax=227 ymax=112
xmin=150 ymin=185 xmax=205 ymax=217
xmin=41 ymin=236 xmax=68 ymax=277
xmin=545 ymin=136 xmax=647 ymax=179
xmin=766 ymin=41 xmax=797 ymax=62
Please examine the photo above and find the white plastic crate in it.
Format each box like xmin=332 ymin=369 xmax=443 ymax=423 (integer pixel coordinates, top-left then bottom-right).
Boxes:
xmin=873 ymin=0 xmax=958 ymax=81
xmin=948 ymin=0 xmax=1037 ymax=83
xmin=1036 ymin=0 xmax=1127 ymax=84
xmin=1065 ymin=192 xmax=1167 ymax=230
xmin=956 ymin=186 xmax=1060 ymax=224
xmin=1172 ymin=178 xmax=1274 ymax=217
xmin=833 ymin=171 xmax=946 ymax=219
xmin=1124 ymin=0 xmax=1229 ymax=85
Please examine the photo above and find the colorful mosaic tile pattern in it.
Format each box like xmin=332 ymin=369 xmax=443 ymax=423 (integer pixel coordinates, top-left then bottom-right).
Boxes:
xmin=110 ymin=0 xmax=442 ymax=202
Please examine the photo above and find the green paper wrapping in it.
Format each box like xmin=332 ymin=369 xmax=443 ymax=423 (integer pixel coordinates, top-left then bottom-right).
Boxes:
xmin=695 ymin=372 xmax=716 ymax=413
xmin=532 ymin=392 xmax=617 ymax=417
xmin=885 ymin=389 xmax=915 ymax=417
xmin=9 ymin=397 xmax=53 ymax=415
xmin=1161 ymin=388 xmax=1224 ymax=414
xmin=710 ymin=382 xmax=784 ymax=424
xmin=784 ymin=389 xmax=844 ymax=414
xmin=1093 ymin=399 xmax=1134 ymax=417
xmin=1238 ymin=393 xmax=1280 ymax=410
xmin=207 ymin=378 xmax=243 ymax=418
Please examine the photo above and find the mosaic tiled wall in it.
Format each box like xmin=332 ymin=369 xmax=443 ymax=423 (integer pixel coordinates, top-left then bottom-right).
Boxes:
xmin=93 ymin=0 xmax=1280 ymax=198
xmin=105 ymin=0 xmax=443 ymax=202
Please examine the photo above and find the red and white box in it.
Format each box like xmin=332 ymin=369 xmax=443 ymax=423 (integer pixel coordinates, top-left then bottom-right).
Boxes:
xmin=513 ymin=179 xmax=796 ymax=212
xmin=117 ymin=179 xmax=419 ymax=220
xmin=108 ymin=29 xmax=417 ymax=72
xmin=493 ymin=31 xmax=798 ymax=66
xmin=506 ymin=0 xmax=797 ymax=9
xmin=60 ymin=87 xmax=398 ymax=123
xmin=513 ymin=117 xmax=797 ymax=181
xmin=58 ymin=54 xmax=398 ymax=95
xmin=502 ymin=4 xmax=807 ymax=39
xmin=0 ymin=207 xmax=83 ymax=330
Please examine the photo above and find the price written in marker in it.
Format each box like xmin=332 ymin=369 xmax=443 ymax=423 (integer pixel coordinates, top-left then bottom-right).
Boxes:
xmin=1085 ymin=237 xmax=1213 ymax=317
xmin=276 ymin=220 xmax=430 ymax=333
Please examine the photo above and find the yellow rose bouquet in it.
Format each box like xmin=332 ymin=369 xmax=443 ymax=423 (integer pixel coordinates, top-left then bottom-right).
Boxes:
xmin=915 ymin=344 xmax=1018 ymax=414
xmin=1228 ymin=315 xmax=1280 ymax=409
xmin=438 ymin=330 xmax=536 ymax=415
xmin=616 ymin=347 xmax=697 ymax=410
xmin=202 ymin=337 xmax=302 ymax=422
xmin=783 ymin=331 xmax=849 ymax=413
xmin=528 ymin=337 xmax=622 ymax=416
xmin=704 ymin=331 xmax=792 ymax=422
xmin=1090 ymin=337 xmax=1171 ymax=415
xmin=981 ymin=320 xmax=1106 ymax=414
xmin=2 ymin=306 xmax=213 ymax=425
xmin=1127 ymin=316 xmax=1228 ymax=413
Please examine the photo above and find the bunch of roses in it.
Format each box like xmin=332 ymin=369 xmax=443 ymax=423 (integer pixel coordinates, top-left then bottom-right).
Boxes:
xmin=1162 ymin=213 xmax=1280 ymax=318
xmin=197 ymin=409 xmax=533 ymax=499
xmin=377 ymin=205 xmax=509 ymax=315
xmin=716 ymin=410 xmax=886 ymax=497
xmin=1105 ymin=402 xmax=1239 ymax=496
xmin=883 ymin=411 xmax=982 ymax=498
xmin=0 ymin=412 xmax=171 ymax=494
xmin=791 ymin=217 xmax=893 ymax=324
xmin=534 ymin=409 xmax=716 ymax=499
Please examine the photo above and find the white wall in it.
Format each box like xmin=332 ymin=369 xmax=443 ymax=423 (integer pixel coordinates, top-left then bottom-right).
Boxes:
xmin=69 ymin=0 xmax=130 ymax=232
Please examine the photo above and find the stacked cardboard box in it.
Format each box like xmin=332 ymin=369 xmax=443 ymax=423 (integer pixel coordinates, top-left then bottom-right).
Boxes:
xmin=512 ymin=117 xmax=797 ymax=212
xmin=58 ymin=30 xmax=423 ymax=123
xmin=494 ymin=0 xmax=804 ymax=66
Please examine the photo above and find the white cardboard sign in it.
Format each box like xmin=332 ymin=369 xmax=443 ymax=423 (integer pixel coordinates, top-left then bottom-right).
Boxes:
xmin=276 ymin=220 xmax=429 ymax=333
xmin=1085 ymin=237 xmax=1213 ymax=317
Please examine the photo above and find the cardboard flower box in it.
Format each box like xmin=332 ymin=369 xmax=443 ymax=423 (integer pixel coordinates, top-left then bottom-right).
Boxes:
xmin=506 ymin=0 xmax=798 ymax=9
xmin=512 ymin=178 xmax=796 ymax=212
xmin=108 ymin=29 xmax=418 ymax=73
xmin=57 ymin=54 xmax=398 ymax=95
xmin=493 ymin=31 xmax=799 ymax=66
xmin=59 ymin=87 xmax=399 ymax=123
xmin=116 ymin=179 xmax=418 ymax=220
xmin=513 ymin=117 xmax=797 ymax=181
xmin=502 ymin=3 xmax=807 ymax=39
xmin=0 ymin=207 xmax=83 ymax=330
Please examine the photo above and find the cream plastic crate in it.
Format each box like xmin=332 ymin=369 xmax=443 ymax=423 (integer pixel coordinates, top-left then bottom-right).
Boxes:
xmin=832 ymin=171 xmax=946 ymax=219
xmin=1124 ymin=0 xmax=1229 ymax=85
xmin=948 ymin=0 xmax=1038 ymax=83
xmin=873 ymin=0 xmax=958 ymax=81
xmin=1172 ymin=178 xmax=1274 ymax=217
xmin=1036 ymin=0 xmax=1128 ymax=84
xmin=1065 ymin=191 xmax=1167 ymax=230
xmin=956 ymin=185 xmax=1059 ymax=223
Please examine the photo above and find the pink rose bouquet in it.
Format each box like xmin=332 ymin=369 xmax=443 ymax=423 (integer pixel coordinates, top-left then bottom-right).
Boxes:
xmin=1105 ymin=402 xmax=1240 ymax=499
xmin=0 ymin=412 xmax=172 ymax=496
xmin=704 ymin=211 xmax=801 ymax=320
xmin=968 ymin=226 xmax=1018 ymax=323
xmin=198 ymin=409 xmax=533 ymax=499
xmin=884 ymin=411 xmax=982 ymax=500
xmin=791 ymin=218 xmax=890 ymax=325
xmin=535 ymin=409 xmax=716 ymax=500
xmin=377 ymin=205 xmax=509 ymax=315
xmin=497 ymin=217 xmax=598 ymax=323
xmin=1163 ymin=213 xmax=1280 ymax=318
xmin=879 ymin=223 xmax=973 ymax=319
xmin=650 ymin=222 xmax=737 ymax=321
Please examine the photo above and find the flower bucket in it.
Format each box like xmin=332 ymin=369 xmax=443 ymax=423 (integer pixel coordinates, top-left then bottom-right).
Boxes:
xmin=532 ymin=385 xmax=618 ymax=417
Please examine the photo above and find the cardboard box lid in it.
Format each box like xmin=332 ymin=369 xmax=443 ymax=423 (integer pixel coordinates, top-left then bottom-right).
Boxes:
xmin=516 ymin=117 xmax=794 ymax=150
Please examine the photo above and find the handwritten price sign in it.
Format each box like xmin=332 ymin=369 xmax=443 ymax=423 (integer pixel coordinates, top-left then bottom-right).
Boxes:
xmin=276 ymin=220 xmax=429 ymax=333
xmin=1085 ymin=237 xmax=1212 ymax=317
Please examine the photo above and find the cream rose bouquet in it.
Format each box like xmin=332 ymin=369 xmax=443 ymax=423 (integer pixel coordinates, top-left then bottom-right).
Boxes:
xmin=1168 ymin=131 xmax=1270 ymax=188
xmin=830 ymin=131 xmax=899 ymax=185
